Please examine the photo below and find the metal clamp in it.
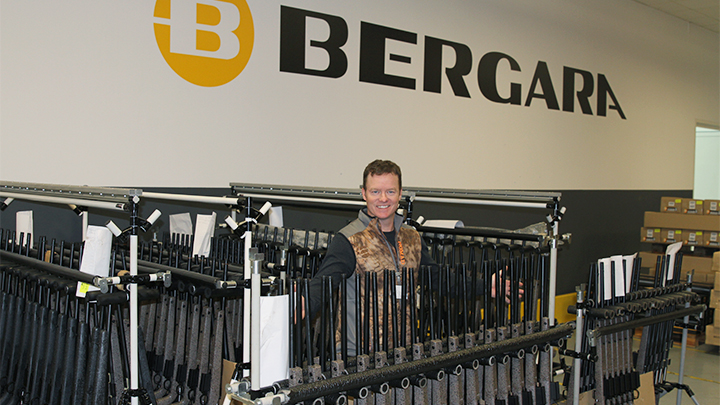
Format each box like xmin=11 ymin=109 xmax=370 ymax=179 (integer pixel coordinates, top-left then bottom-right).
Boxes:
xmin=95 ymin=271 xmax=172 ymax=293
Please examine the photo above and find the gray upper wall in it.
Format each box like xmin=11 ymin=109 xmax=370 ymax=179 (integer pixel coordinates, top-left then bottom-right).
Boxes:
xmin=0 ymin=0 xmax=717 ymax=191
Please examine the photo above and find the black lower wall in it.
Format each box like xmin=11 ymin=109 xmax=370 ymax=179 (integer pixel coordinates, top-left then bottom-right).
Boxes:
xmin=0 ymin=188 xmax=693 ymax=295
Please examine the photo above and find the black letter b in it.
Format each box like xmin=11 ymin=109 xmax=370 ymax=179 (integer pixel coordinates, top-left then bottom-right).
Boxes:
xmin=280 ymin=6 xmax=348 ymax=78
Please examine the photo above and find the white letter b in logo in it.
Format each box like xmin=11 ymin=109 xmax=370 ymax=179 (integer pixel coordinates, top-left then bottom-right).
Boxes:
xmin=154 ymin=0 xmax=254 ymax=86
xmin=168 ymin=0 xmax=240 ymax=60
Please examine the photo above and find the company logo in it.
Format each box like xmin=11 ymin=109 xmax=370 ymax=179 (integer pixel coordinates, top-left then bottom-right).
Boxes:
xmin=280 ymin=6 xmax=626 ymax=119
xmin=153 ymin=0 xmax=254 ymax=87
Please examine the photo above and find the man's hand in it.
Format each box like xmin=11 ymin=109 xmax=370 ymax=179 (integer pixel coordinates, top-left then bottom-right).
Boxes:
xmin=490 ymin=270 xmax=524 ymax=303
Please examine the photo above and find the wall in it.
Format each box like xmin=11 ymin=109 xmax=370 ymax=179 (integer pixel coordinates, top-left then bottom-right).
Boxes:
xmin=1 ymin=0 xmax=717 ymax=189
xmin=1 ymin=0 xmax=718 ymax=294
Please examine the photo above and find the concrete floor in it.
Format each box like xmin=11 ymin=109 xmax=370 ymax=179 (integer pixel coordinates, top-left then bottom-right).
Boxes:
xmin=657 ymin=342 xmax=719 ymax=405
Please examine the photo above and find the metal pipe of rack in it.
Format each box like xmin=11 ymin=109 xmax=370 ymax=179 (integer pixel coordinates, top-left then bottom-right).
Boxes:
xmin=402 ymin=187 xmax=561 ymax=201
xmin=0 ymin=181 xmax=134 ymax=201
xmin=141 ymin=191 xmax=242 ymax=206
xmin=0 ymin=191 xmax=127 ymax=211
xmin=415 ymin=225 xmax=545 ymax=242
xmin=587 ymin=304 xmax=706 ymax=345
xmin=413 ymin=196 xmax=549 ymax=209
xmin=136 ymin=259 xmax=236 ymax=289
xmin=231 ymin=183 xmax=368 ymax=208
xmin=0 ymin=181 xmax=131 ymax=211
xmin=230 ymin=184 xmax=561 ymax=210
xmin=406 ymin=187 xmax=559 ymax=209
xmin=0 ymin=249 xmax=97 ymax=284
xmin=236 ymin=192 xmax=365 ymax=207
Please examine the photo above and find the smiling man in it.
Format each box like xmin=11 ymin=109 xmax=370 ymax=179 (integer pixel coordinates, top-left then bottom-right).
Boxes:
xmin=361 ymin=162 xmax=403 ymax=232
xmin=307 ymin=159 xmax=439 ymax=355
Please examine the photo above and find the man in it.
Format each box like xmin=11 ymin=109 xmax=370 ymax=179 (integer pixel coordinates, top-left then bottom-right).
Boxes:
xmin=307 ymin=159 xmax=438 ymax=355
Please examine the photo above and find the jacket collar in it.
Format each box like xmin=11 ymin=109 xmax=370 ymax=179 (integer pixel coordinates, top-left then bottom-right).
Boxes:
xmin=358 ymin=208 xmax=405 ymax=232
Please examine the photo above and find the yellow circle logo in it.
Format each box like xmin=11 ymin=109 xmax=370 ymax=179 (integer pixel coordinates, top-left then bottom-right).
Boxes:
xmin=153 ymin=0 xmax=254 ymax=87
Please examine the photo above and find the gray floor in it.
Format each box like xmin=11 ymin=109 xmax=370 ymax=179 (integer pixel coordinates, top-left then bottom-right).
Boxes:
xmin=658 ymin=342 xmax=719 ymax=405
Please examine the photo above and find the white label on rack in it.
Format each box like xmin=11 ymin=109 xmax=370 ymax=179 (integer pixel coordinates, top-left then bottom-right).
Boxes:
xmin=689 ymin=201 xmax=696 ymax=210
xmin=259 ymin=295 xmax=289 ymax=387
xmin=710 ymin=232 xmax=718 ymax=242
xmin=646 ymin=229 xmax=654 ymax=238
xmin=76 ymin=282 xmax=91 ymax=298
xmin=598 ymin=258 xmax=613 ymax=302
xmin=711 ymin=201 xmax=718 ymax=211
xmin=689 ymin=232 xmax=696 ymax=242
xmin=16 ymin=210 xmax=34 ymax=249
xmin=624 ymin=253 xmax=637 ymax=294
xmin=665 ymin=242 xmax=682 ymax=282
xmin=611 ymin=255 xmax=625 ymax=298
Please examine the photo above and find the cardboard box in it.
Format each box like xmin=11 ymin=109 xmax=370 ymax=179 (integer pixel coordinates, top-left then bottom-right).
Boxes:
xmin=715 ymin=271 xmax=720 ymax=290
xmin=661 ymin=229 xmax=683 ymax=243
xmin=640 ymin=227 xmax=662 ymax=242
xmin=661 ymin=197 xmax=683 ymax=212
xmin=644 ymin=211 xmax=720 ymax=232
xmin=710 ymin=289 xmax=720 ymax=309
xmin=706 ymin=231 xmax=720 ymax=248
xmin=639 ymin=251 xmax=714 ymax=277
xmin=682 ymin=199 xmax=704 ymax=214
xmin=715 ymin=308 xmax=720 ymax=326
xmin=681 ymin=230 xmax=704 ymax=246
xmin=706 ymin=323 xmax=720 ymax=346
xmin=636 ymin=372 xmax=656 ymax=405
xmin=706 ymin=200 xmax=720 ymax=215
xmin=638 ymin=252 xmax=691 ymax=282
xmin=714 ymin=251 xmax=720 ymax=270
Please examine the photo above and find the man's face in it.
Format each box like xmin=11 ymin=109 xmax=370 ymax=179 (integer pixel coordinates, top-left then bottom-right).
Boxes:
xmin=362 ymin=172 xmax=401 ymax=231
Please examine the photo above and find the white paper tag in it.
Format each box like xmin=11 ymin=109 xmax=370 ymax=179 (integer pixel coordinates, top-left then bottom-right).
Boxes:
xmin=623 ymin=253 xmax=637 ymax=294
xmin=16 ymin=210 xmax=34 ymax=249
xmin=76 ymin=225 xmax=113 ymax=297
xmin=665 ymin=242 xmax=682 ymax=282
xmin=259 ymin=295 xmax=289 ymax=387
xmin=598 ymin=257 xmax=612 ymax=302
xmin=76 ymin=281 xmax=92 ymax=298
xmin=169 ymin=212 xmax=193 ymax=238
xmin=611 ymin=255 xmax=625 ymax=298
xmin=192 ymin=212 xmax=217 ymax=257
xmin=269 ymin=206 xmax=284 ymax=228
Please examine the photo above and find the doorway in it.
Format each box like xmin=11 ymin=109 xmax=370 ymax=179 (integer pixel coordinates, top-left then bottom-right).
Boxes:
xmin=694 ymin=125 xmax=720 ymax=199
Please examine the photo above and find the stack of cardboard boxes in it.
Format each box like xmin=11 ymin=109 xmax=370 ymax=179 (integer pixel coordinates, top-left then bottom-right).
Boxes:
xmin=640 ymin=197 xmax=720 ymax=285
xmin=708 ymin=252 xmax=720 ymax=346
xmin=638 ymin=197 xmax=720 ymax=346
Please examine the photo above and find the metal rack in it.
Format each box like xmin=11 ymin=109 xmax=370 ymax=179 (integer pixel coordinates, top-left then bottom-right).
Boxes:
xmin=0 ymin=181 xmax=168 ymax=405
xmin=1 ymin=181 xmax=570 ymax=405
xmin=230 ymin=183 xmax=567 ymax=324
